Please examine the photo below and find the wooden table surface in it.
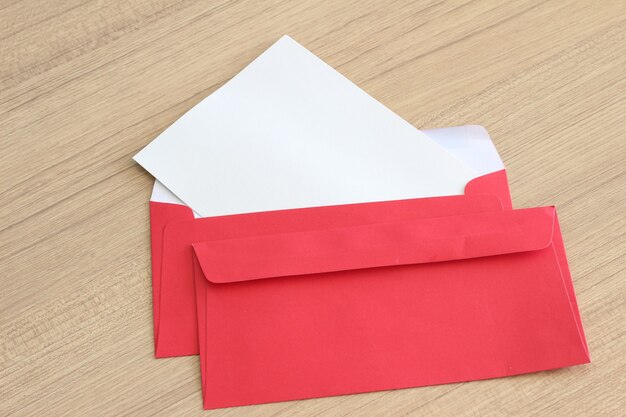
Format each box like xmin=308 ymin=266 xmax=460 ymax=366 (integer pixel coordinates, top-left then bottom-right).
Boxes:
xmin=2 ymin=1 xmax=625 ymax=416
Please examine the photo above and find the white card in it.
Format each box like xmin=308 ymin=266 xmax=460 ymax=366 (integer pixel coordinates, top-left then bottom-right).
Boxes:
xmin=135 ymin=35 xmax=477 ymax=217
xmin=150 ymin=125 xmax=504 ymax=218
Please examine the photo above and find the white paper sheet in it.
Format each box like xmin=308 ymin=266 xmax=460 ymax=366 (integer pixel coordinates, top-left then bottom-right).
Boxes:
xmin=135 ymin=35 xmax=477 ymax=217
xmin=149 ymin=126 xmax=504 ymax=217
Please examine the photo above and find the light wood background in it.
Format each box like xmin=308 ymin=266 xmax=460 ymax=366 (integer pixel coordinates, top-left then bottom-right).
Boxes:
xmin=1 ymin=1 xmax=625 ymax=416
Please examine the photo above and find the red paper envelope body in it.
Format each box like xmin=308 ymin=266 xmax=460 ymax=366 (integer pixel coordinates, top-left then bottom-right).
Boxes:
xmin=151 ymin=170 xmax=511 ymax=357
xmin=191 ymin=206 xmax=589 ymax=409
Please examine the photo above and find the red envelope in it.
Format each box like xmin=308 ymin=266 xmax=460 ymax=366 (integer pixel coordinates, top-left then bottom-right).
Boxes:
xmin=151 ymin=170 xmax=511 ymax=358
xmin=191 ymin=206 xmax=589 ymax=409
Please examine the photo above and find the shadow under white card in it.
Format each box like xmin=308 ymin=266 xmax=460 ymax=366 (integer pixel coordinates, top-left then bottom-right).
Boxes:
xmin=151 ymin=125 xmax=504 ymax=219
xmin=135 ymin=35 xmax=477 ymax=217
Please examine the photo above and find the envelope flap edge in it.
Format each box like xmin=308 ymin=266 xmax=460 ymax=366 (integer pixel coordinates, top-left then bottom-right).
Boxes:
xmin=193 ymin=207 xmax=556 ymax=284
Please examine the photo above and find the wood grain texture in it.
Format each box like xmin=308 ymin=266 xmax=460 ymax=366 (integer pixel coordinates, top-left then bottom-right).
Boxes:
xmin=1 ymin=1 xmax=625 ymax=415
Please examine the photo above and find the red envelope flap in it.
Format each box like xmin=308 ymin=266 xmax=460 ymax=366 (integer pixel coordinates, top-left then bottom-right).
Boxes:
xmin=193 ymin=206 xmax=556 ymax=284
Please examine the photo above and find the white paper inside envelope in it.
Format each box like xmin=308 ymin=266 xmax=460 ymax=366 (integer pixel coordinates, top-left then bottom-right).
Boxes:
xmin=135 ymin=35 xmax=477 ymax=217
xmin=423 ymin=125 xmax=503 ymax=176
xmin=150 ymin=126 xmax=504 ymax=219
